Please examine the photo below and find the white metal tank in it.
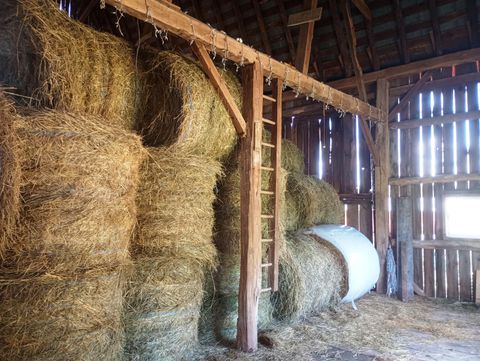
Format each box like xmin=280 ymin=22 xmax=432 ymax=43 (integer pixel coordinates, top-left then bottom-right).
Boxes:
xmin=306 ymin=225 xmax=380 ymax=303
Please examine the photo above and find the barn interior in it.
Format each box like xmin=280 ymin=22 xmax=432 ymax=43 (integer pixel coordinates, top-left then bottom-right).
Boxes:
xmin=0 ymin=0 xmax=479 ymax=360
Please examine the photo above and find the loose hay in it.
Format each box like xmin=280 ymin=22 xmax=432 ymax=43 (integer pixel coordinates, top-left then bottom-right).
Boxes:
xmin=1 ymin=110 xmax=145 ymax=274
xmin=136 ymin=52 xmax=241 ymax=159
xmin=125 ymin=257 xmax=205 ymax=361
xmin=272 ymin=232 xmax=346 ymax=321
xmin=0 ymin=92 xmax=20 ymax=258
xmin=0 ymin=268 xmax=126 ymax=361
xmin=284 ymin=173 xmax=344 ymax=231
xmin=281 ymin=139 xmax=305 ymax=174
xmin=0 ymin=0 xmax=139 ymax=129
xmin=127 ymin=147 xmax=223 ymax=360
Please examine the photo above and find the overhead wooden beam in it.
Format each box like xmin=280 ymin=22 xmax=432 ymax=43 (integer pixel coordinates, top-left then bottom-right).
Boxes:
xmin=252 ymin=0 xmax=272 ymax=55
xmin=341 ymin=0 xmax=379 ymax=164
xmin=389 ymin=173 xmax=480 ymax=186
xmin=294 ymin=0 xmax=320 ymax=74
xmin=374 ymin=78 xmax=390 ymax=294
xmin=328 ymin=0 xmax=353 ymax=77
xmin=352 ymin=0 xmax=372 ymax=21
xmin=328 ymin=47 xmax=480 ymax=90
xmin=428 ymin=0 xmax=443 ymax=55
xmin=191 ymin=41 xmax=247 ymax=137
xmin=287 ymin=7 xmax=322 ymax=27
xmin=388 ymin=70 xmax=433 ymax=121
xmin=390 ymin=110 xmax=480 ymax=130
xmin=104 ymin=0 xmax=385 ymax=121
xmin=237 ymin=61 xmax=263 ymax=353
xmin=274 ymin=0 xmax=296 ymax=63
xmin=392 ymin=0 xmax=410 ymax=64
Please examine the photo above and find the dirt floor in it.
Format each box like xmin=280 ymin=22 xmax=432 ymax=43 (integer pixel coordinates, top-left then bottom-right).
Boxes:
xmin=195 ymin=293 xmax=480 ymax=361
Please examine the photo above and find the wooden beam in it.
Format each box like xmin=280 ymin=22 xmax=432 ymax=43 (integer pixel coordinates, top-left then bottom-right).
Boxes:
xmin=397 ymin=196 xmax=414 ymax=301
xmin=287 ymin=7 xmax=322 ymax=27
xmin=341 ymin=0 xmax=379 ymax=165
xmin=274 ymin=0 xmax=296 ymax=63
xmin=392 ymin=0 xmax=410 ymax=64
xmin=413 ymin=239 xmax=480 ymax=252
xmin=390 ymin=173 xmax=480 ymax=186
xmin=294 ymin=0 xmax=320 ymax=74
xmin=428 ymin=0 xmax=443 ymax=55
xmin=237 ymin=61 xmax=263 ymax=353
xmin=104 ymin=0 xmax=385 ymax=121
xmin=351 ymin=0 xmax=372 ymax=21
xmin=388 ymin=70 xmax=433 ymax=121
xmin=328 ymin=47 xmax=480 ymax=90
xmin=191 ymin=41 xmax=247 ymax=137
xmin=365 ymin=19 xmax=380 ymax=71
xmin=374 ymin=78 xmax=390 ymax=294
xmin=251 ymin=0 xmax=272 ymax=55
xmin=328 ymin=0 xmax=353 ymax=77
xmin=390 ymin=109 xmax=480 ymax=130
xmin=476 ymin=269 xmax=480 ymax=305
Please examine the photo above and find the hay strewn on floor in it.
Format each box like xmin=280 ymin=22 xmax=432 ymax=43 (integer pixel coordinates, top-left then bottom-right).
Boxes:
xmin=0 ymin=0 xmax=139 ymax=129
xmin=272 ymin=232 xmax=346 ymax=321
xmin=136 ymin=52 xmax=241 ymax=160
xmin=284 ymin=173 xmax=344 ymax=231
xmin=0 ymin=92 xmax=20 ymax=257
xmin=126 ymin=147 xmax=222 ymax=360
xmin=0 ymin=110 xmax=144 ymax=361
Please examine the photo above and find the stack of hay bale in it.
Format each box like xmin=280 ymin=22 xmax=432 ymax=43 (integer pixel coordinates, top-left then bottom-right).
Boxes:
xmin=0 ymin=1 xmax=146 ymax=359
xmin=127 ymin=51 xmax=240 ymax=360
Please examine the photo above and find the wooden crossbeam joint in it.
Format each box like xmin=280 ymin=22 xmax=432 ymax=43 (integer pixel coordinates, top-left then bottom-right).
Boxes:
xmin=191 ymin=41 xmax=247 ymax=137
xmin=287 ymin=7 xmax=322 ymax=27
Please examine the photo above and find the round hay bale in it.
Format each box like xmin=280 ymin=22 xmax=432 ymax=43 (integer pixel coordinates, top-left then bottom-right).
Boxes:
xmin=0 ymin=92 xmax=21 ymax=258
xmin=133 ymin=147 xmax=222 ymax=268
xmin=0 ymin=270 xmax=126 ymax=361
xmin=125 ymin=257 xmax=205 ymax=361
xmin=0 ymin=0 xmax=139 ymax=129
xmin=272 ymin=232 xmax=347 ymax=321
xmin=281 ymin=139 xmax=305 ymax=174
xmin=285 ymin=173 xmax=344 ymax=231
xmin=136 ymin=52 xmax=241 ymax=159
xmin=1 ymin=110 xmax=145 ymax=274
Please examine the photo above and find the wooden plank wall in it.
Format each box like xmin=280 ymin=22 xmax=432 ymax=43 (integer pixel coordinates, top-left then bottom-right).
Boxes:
xmin=390 ymin=63 xmax=480 ymax=302
xmin=282 ymin=109 xmax=374 ymax=241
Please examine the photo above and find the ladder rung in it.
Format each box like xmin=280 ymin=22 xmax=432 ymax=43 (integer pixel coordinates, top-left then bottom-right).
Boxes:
xmin=261 ymin=142 xmax=275 ymax=148
xmin=262 ymin=118 xmax=275 ymax=125
xmin=261 ymin=166 xmax=274 ymax=172
xmin=261 ymin=238 xmax=273 ymax=243
xmin=261 ymin=287 xmax=272 ymax=292
xmin=261 ymin=263 xmax=273 ymax=268
xmin=261 ymin=214 xmax=274 ymax=219
xmin=260 ymin=190 xmax=274 ymax=195
xmin=263 ymin=94 xmax=276 ymax=103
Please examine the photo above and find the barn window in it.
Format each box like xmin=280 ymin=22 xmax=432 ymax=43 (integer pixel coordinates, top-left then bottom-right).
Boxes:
xmin=444 ymin=193 xmax=480 ymax=239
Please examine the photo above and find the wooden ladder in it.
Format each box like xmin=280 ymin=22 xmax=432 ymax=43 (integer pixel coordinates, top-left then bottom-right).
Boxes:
xmin=260 ymin=79 xmax=283 ymax=293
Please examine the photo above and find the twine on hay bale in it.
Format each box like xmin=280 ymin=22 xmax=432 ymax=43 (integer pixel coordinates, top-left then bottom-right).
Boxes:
xmin=284 ymin=173 xmax=344 ymax=231
xmin=0 ymin=270 xmax=126 ymax=361
xmin=0 ymin=92 xmax=21 ymax=258
xmin=126 ymin=147 xmax=223 ymax=360
xmin=0 ymin=110 xmax=145 ymax=361
xmin=136 ymin=51 xmax=241 ymax=159
xmin=272 ymin=232 xmax=347 ymax=321
xmin=0 ymin=0 xmax=139 ymax=129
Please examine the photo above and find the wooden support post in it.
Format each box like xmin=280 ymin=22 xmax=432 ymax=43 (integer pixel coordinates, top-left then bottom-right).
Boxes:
xmin=294 ymin=0 xmax=320 ymax=74
xmin=375 ymin=78 xmax=390 ymax=293
xmin=397 ymin=197 xmax=414 ymax=301
xmin=237 ymin=61 xmax=263 ymax=353
xmin=476 ymin=269 xmax=480 ymax=305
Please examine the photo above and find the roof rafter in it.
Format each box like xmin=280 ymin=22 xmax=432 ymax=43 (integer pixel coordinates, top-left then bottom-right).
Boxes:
xmin=274 ymin=0 xmax=296 ymax=64
xmin=251 ymin=0 xmax=272 ymax=55
xmin=392 ymin=0 xmax=410 ymax=64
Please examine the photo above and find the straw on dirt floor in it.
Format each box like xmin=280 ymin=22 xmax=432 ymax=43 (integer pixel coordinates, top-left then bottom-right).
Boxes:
xmin=272 ymin=232 xmax=346 ymax=321
xmin=0 ymin=270 xmax=126 ymax=361
xmin=136 ymin=51 xmax=241 ymax=160
xmin=0 ymin=0 xmax=139 ymax=129
xmin=126 ymin=147 xmax=223 ymax=360
xmin=1 ymin=110 xmax=145 ymax=274
xmin=284 ymin=173 xmax=344 ymax=231
xmin=0 ymin=92 xmax=21 ymax=258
